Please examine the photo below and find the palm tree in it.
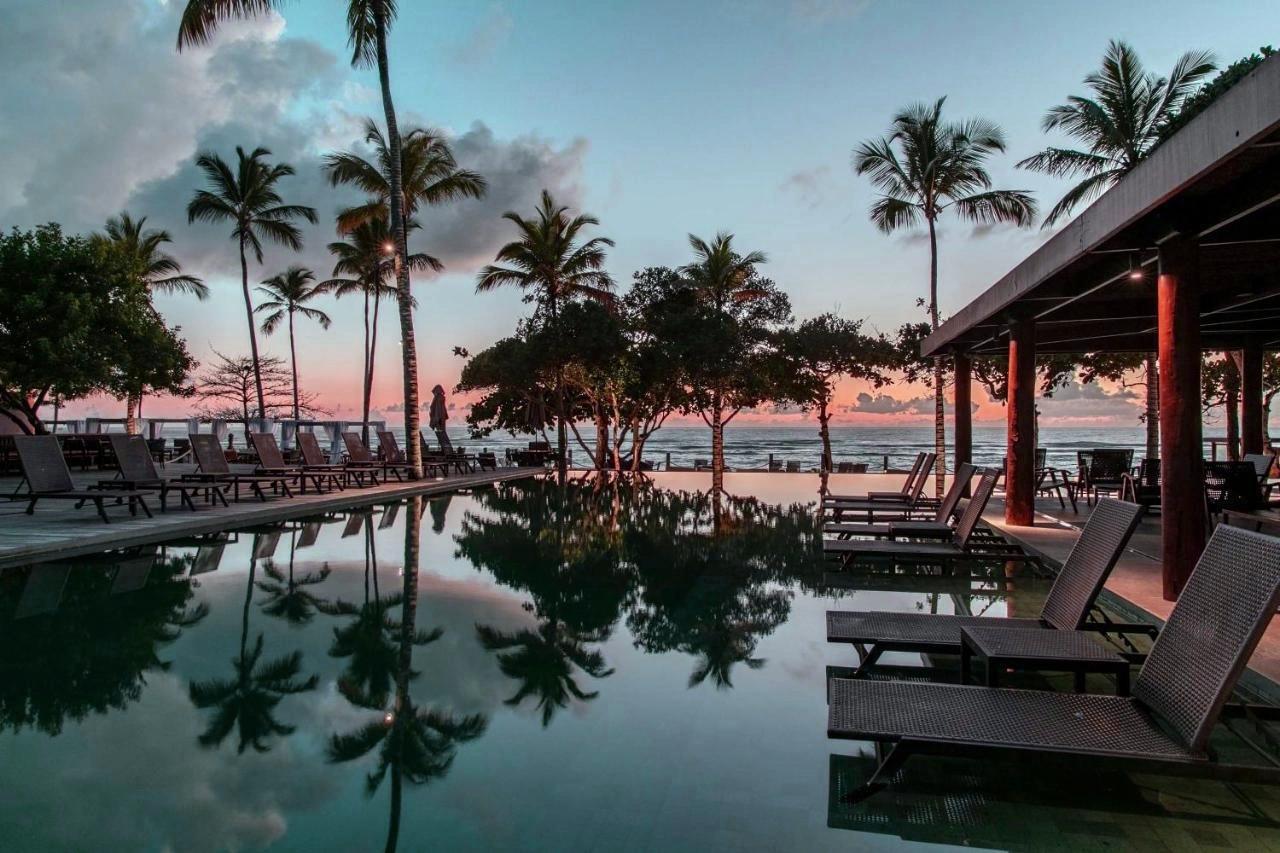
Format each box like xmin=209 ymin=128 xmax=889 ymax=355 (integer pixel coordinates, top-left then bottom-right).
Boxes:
xmin=323 ymin=217 xmax=436 ymax=444
xmin=255 ymin=266 xmax=332 ymax=423
xmin=476 ymin=190 xmax=615 ymax=474
xmin=475 ymin=621 xmax=613 ymax=726
xmin=255 ymin=530 xmax=332 ymax=626
xmin=94 ymin=211 xmax=207 ymax=434
xmin=680 ymin=232 xmax=769 ymax=483
xmin=854 ymin=98 xmax=1037 ymax=495
xmin=1019 ymin=40 xmax=1215 ymax=458
xmin=187 ymin=146 xmax=317 ymax=419
xmin=176 ymin=0 xmax=421 ymax=475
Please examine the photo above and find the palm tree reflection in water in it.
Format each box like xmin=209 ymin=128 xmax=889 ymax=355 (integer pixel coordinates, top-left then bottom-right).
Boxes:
xmin=327 ymin=497 xmax=488 ymax=853
xmin=188 ymin=529 xmax=319 ymax=753
xmin=256 ymin=527 xmax=333 ymax=626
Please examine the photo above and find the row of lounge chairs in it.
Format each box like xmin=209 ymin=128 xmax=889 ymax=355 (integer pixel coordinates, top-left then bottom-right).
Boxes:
xmin=820 ymin=455 xmax=1280 ymax=800
xmin=8 ymin=429 xmax=488 ymax=523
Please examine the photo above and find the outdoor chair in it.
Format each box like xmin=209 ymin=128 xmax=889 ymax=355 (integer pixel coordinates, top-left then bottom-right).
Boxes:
xmin=1076 ymin=448 xmax=1134 ymax=506
xmin=825 ymin=464 xmax=976 ymax=540
xmin=343 ymin=432 xmax=414 ymax=481
xmin=297 ymin=432 xmax=377 ymax=487
xmin=824 ymin=453 xmax=937 ymax=515
xmin=827 ymin=523 xmax=1280 ymax=802
xmin=1244 ymin=452 xmax=1277 ymax=501
xmin=825 ymin=452 xmax=928 ymax=504
xmin=826 ymin=498 xmax=1148 ymax=676
xmin=101 ymin=434 xmax=229 ymax=512
xmin=12 ymin=435 xmax=152 ymax=523
xmin=434 ymin=431 xmax=479 ymax=473
xmin=822 ymin=469 xmax=1028 ymax=566
xmin=146 ymin=438 xmax=166 ymax=466
xmin=380 ymin=430 xmax=449 ymax=477
xmin=1000 ymin=448 xmax=1076 ymax=511
xmin=1120 ymin=458 xmax=1161 ymax=510
xmin=477 ymin=451 xmax=498 ymax=471
xmin=1204 ymin=460 xmax=1265 ymax=517
xmin=250 ymin=432 xmax=344 ymax=493
xmin=181 ymin=433 xmax=295 ymax=502
xmin=786 ymin=461 xmax=801 ymax=473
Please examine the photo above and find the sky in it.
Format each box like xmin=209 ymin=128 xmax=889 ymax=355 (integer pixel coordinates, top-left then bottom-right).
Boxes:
xmin=3 ymin=0 xmax=1276 ymax=429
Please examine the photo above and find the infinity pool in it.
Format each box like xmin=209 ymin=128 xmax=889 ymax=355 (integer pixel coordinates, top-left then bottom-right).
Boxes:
xmin=2 ymin=473 xmax=1278 ymax=851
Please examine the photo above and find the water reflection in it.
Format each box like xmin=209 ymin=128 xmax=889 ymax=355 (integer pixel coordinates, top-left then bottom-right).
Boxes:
xmin=188 ymin=528 xmax=320 ymax=753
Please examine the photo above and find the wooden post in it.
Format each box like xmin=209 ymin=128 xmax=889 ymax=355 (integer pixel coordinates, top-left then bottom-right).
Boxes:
xmin=1158 ymin=235 xmax=1206 ymax=600
xmin=1006 ymin=318 xmax=1036 ymax=526
xmin=1242 ymin=342 xmax=1264 ymax=456
xmin=954 ymin=351 xmax=972 ymax=496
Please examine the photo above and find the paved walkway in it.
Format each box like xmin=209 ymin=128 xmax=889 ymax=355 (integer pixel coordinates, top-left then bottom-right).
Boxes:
xmin=983 ymin=493 xmax=1280 ymax=700
xmin=0 ymin=464 xmax=541 ymax=569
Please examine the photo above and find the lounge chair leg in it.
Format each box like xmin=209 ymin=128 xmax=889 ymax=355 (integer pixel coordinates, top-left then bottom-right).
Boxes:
xmin=94 ymin=498 xmax=109 ymax=523
xmin=841 ymin=743 xmax=912 ymax=804
xmin=25 ymin=498 xmax=37 ymax=515
xmin=137 ymin=496 xmax=153 ymax=519
xmin=852 ymin=645 xmax=884 ymax=677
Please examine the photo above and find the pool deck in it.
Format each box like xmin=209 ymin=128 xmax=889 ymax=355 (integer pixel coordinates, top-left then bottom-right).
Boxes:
xmin=0 ymin=463 xmax=542 ymax=570
xmin=983 ymin=493 xmax=1280 ymax=700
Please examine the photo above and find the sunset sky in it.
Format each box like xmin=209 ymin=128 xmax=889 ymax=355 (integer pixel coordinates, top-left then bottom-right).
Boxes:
xmin=5 ymin=0 xmax=1276 ymax=429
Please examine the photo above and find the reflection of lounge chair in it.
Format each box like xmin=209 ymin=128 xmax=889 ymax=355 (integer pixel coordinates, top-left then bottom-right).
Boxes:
xmin=110 ymin=548 xmax=157 ymax=594
xmin=183 ymin=434 xmax=295 ymax=502
xmin=827 ymin=498 xmax=1147 ymax=675
xmin=296 ymin=521 xmax=322 ymax=549
xmin=103 ymin=434 xmax=229 ymax=512
xmin=250 ymin=432 xmax=344 ymax=493
xmin=14 ymin=435 xmax=152 ymax=523
xmin=823 ymin=470 xmax=1021 ymax=564
xmin=828 ymin=524 xmax=1280 ymax=802
xmin=825 ymin=464 xmax=975 ymax=538
xmin=252 ymin=531 xmax=282 ymax=561
xmin=341 ymin=512 xmax=368 ymax=538
xmin=190 ymin=540 xmax=226 ymax=575
xmin=14 ymin=563 xmax=73 ymax=618
xmin=378 ymin=502 xmax=401 ymax=530
xmin=824 ymin=452 xmax=931 ymax=506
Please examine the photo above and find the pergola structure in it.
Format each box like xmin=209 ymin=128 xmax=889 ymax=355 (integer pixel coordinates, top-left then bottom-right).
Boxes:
xmin=923 ymin=55 xmax=1280 ymax=601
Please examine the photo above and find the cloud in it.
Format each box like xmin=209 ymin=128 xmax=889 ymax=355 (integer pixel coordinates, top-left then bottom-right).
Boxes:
xmin=779 ymin=166 xmax=832 ymax=209
xmin=449 ymin=5 xmax=514 ymax=66
xmin=1038 ymin=379 xmax=1141 ymax=422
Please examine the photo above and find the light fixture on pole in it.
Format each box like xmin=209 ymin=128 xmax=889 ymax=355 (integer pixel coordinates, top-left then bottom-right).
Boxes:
xmin=1128 ymin=252 xmax=1144 ymax=281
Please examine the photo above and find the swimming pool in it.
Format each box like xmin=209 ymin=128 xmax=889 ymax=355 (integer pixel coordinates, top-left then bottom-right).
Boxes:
xmin=2 ymin=473 xmax=1278 ymax=851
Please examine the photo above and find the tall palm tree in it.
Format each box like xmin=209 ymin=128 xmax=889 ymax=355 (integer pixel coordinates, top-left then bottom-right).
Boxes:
xmin=255 ymin=266 xmax=332 ymax=423
xmin=94 ymin=211 xmax=207 ymax=434
xmin=1019 ymin=40 xmax=1215 ymax=458
xmin=854 ymin=98 xmax=1037 ymax=495
xmin=187 ymin=146 xmax=317 ymax=418
xmin=176 ymin=0 xmax=423 ymax=476
xmin=476 ymin=190 xmax=615 ymax=474
xmin=680 ymin=232 xmax=769 ymax=484
xmin=323 ymin=217 xmax=436 ymax=444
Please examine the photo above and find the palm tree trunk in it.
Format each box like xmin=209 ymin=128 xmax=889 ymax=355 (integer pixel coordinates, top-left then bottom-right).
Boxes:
xmin=240 ymin=233 xmax=266 ymax=422
xmin=818 ymin=397 xmax=832 ymax=473
xmin=927 ymin=216 xmax=945 ymax=498
xmin=288 ymin=310 xmax=300 ymax=423
xmin=387 ymin=492 xmax=421 ymax=853
xmin=594 ymin=404 xmax=608 ymax=470
xmin=711 ymin=390 xmax=725 ymax=492
xmin=1144 ymin=354 xmax=1159 ymax=459
xmin=365 ymin=294 xmax=381 ymax=447
xmin=361 ymin=290 xmax=371 ymax=446
xmin=125 ymin=392 xmax=140 ymax=435
xmin=374 ymin=10 xmax=421 ymax=479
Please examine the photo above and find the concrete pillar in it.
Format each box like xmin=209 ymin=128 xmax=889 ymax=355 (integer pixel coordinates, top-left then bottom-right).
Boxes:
xmin=1158 ymin=235 xmax=1206 ymax=600
xmin=954 ymin=352 xmax=972 ymax=495
xmin=1242 ymin=342 xmax=1264 ymax=455
xmin=1005 ymin=317 xmax=1036 ymax=526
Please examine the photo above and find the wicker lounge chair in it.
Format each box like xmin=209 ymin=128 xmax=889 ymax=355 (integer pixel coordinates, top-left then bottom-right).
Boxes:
xmin=826 ymin=498 xmax=1148 ymax=675
xmin=824 ymin=463 xmax=976 ymax=539
xmin=378 ymin=431 xmax=450 ymax=478
xmin=824 ymin=452 xmax=932 ymax=506
xmin=13 ymin=435 xmax=152 ymax=523
xmin=182 ymin=433 xmax=295 ymax=502
xmin=249 ymin=432 xmax=344 ymax=493
xmin=342 ymin=432 xmax=414 ymax=481
xmin=297 ymin=432 xmax=377 ymax=487
xmin=1076 ymin=448 xmax=1134 ymax=506
xmin=822 ymin=469 xmax=1021 ymax=565
xmin=421 ymin=431 xmax=478 ymax=474
xmin=828 ymin=523 xmax=1280 ymax=802
xmin=101 ymin=434 xmax=229 ymax=512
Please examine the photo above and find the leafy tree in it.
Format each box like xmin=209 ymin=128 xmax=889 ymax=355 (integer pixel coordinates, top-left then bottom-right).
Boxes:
xmin=256 ymin=266 xmax=332 ymax=423
xmin=773 ymin=314 xmax=895 ymax=472
xmin=178 ymin=0 xmax=429 ymax=479
xmin=1203 ymin=352 xmax=1242 ymax=460
xmin=93 ymin=211 xmax=206 ymax=434
xmin=1157 ymin=46 xmax=1273 ymax=143
xmin=187 ymin=146 xmax=317 ymax=418
xmin=455 ymin=329 xmax=556 ymax=442
xmin=854 ymin=98 xmax=1036 ymax=494
xmin=476 ymin=190 xmax=616 ymax=475
xmin=0 ymin=225 xmax=193 ymax=434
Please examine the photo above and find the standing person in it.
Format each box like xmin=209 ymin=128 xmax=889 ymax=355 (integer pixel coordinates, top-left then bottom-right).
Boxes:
xmin=429 ymin=385 xmax=449 ymax=447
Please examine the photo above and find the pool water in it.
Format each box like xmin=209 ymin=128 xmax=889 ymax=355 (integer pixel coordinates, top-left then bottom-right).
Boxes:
xmin=2 ymin=473 xmax=1279 ymax=852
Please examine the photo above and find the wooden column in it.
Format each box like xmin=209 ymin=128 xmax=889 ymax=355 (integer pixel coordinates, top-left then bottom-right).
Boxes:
xmin=1242 ymin=342 xmax=1264 ymax=455
xmin=954 ymin=351 xmax=972 ymax=495
xmin=1157 ymin=235 xmax=1205 ymax=600
xmin=1005 ymin=317 xmax=1036 ymax=526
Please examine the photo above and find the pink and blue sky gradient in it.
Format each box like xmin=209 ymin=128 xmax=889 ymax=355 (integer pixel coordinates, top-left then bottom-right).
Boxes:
xmin=3 ymin=0 xmax=1274 ymax=428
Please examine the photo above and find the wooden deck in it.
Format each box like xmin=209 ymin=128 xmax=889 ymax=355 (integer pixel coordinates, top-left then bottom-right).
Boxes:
xmin=0 ymin=464 xmax=542 ymax=569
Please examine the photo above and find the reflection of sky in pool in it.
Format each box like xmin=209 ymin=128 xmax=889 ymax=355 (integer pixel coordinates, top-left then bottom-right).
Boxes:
xmin=1 ymin=473 xmax=1278 ymax=852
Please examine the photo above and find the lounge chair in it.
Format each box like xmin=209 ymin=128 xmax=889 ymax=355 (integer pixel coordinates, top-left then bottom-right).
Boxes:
xmin=1076 ymin=448 xmax=1134 ymax=506
xmin=378 ymin=430 xmax=450 ymax=478
xmin=824 ymin=463 xmax=976 ymax=540
xmin=181 ymin=433 xmax=295 ymax=502
xmin=824 ymin=452 xmax=931 ymax=506
xmin=297 ymin=432 xmax=377 ymax=487
xmin=423 ymin=431 xmax=478 ymax=474
xmin=100 ymin=434 xmax=230 ymax=512
xmin=828 ymin=523 xmax=1280 ymax=801
xmin=12 ymin=435 xmax=152 ymax=523
xmin=343 ymin=432 xmax=414 ymax=481
xmin=827 ymin=498 xmax=1148 ymax=675
xmin=822 ymin=469 xmax=1023 ymax=565
xmin=249 ymin=432 xmax=344 ymax=494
